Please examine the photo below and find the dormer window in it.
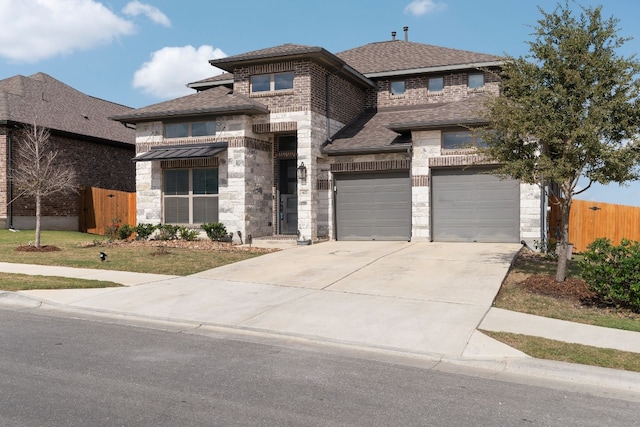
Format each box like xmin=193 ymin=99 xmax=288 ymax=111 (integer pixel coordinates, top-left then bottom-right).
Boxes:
xmin=468 ymin=72 xmax=485 ymax=89
xmin=390 ymin=80 xmax=405 ymax=96
xmin=251 ymin=72 xmax=294 ymax=93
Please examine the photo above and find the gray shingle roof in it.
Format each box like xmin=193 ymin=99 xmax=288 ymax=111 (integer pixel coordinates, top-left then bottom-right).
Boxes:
xmin=209 ymin=44 xmax=327 ymax=72
xmin=0 ymin=72 xmax=134 ymax=144
xmin=322 ymin=95 xmax=490 ymax=154
xmin=336 ymin=40 xmax=502 ymax=75
xmin=110 ymin=86 xmax=269 ymax=123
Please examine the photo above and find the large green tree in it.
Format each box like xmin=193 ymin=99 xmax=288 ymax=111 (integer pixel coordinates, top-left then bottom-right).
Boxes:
xmin=483 ymin=1 xmax=640 ymax=282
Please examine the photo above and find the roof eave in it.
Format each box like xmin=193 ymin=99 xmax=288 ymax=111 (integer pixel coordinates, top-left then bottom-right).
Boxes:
xmin=322 ymin=144 xmax=411 ymax=156
xmin=386 ymin=118 xmax=488 ymax=132
xmin=363 ymin=60 xmax=503 ymax=79
xmin=186 ymin=79 xmax=234 ymax=90
xmin=110 ymin=105 xmax=269 ymax=124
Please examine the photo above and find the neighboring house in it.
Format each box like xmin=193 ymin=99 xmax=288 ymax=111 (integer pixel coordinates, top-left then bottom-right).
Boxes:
xmin=0 ymin=73 xmax=135 ymax=230
xmin=111 ymin=31 xmax=543 ymax=244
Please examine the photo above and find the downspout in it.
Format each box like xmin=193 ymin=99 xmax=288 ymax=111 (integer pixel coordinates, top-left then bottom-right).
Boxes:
xmin=540 ymin=175 xmax=547 ymax=250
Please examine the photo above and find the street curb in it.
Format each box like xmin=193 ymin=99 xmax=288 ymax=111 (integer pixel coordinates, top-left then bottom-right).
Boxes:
xmin=2 ymin=292 xmax=639 ymax=399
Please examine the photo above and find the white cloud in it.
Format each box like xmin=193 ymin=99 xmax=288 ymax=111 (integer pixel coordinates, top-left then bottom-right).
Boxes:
xmin=132 ymin=45 xmax=227 ymax=99
xmin=0 ymin=0 xmax=135 ymax=63
xmin=122 ymin=1 xmax=171 ymax=27
xmin=404 ymin=0 xmax=447 ymax=16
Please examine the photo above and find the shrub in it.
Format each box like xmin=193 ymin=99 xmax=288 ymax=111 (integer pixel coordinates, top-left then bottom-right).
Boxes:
xmin=178 ymin=226 xmax=200 ymax=241
xmin=157 ymin=224 xmax=180 ymax=241
xmin=201 ymin=222 xmax=227 ymax=241
xmin=104 ymin=218 xmax=133 ymax=241
xmin=134 ymin=223 xmax=157 ymax=240
xmin=117 ymin=224 xmax=134 ymax=240
xmin=579 ymin=238 xmax=640 ymax=312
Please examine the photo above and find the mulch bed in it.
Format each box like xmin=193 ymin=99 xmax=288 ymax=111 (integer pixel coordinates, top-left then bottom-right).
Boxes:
xmin=520 ymin=274 xmax=597 ymax=303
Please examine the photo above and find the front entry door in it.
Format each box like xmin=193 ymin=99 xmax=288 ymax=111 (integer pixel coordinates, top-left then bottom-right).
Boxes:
xmin=278 ymin=158 xmax=298 ymax=235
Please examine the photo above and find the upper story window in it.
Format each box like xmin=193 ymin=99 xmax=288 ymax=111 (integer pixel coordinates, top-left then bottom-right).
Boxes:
xmin=251 ymin=72 xmax=294 ymax=93
xmin=468 ymin=72 xmax=485 ymax=89
xmin=390 ymin=80 xmax=405 ymax=96
xmin=428 ymin=76 xmax=444 ymax=92
xmin=442 ymin=130 xmax=487 ymax=150
xmin=165 ymin=121 xmax=217 ymax=138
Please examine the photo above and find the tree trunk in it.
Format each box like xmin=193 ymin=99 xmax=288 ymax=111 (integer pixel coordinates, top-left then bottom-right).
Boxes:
xmin=34 ymin=194 xmax=42 ymax=248
xmin=555 ymin=199 xmax=572 ymax=282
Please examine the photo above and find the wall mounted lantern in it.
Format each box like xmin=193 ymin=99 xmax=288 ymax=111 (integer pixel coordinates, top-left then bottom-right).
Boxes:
xmin=297 ymin=162 xmax=307 ymax=182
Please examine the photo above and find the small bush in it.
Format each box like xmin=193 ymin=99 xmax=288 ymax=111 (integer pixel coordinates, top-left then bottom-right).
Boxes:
xmin=178 ymin=226 xmax=200 ymax=241
xmin=201 ymin=222 xmax=227 ymax=241
xmin=104 ymin=218 xmax=133 ymax=241
xmin=117 ymin=224 xmax=134 ymax=240
xmin=134 ymin=223 xmax=157 ymax=240
xmin=579 ymin=238 xmax=640 ymax=312
xmin=157 ymin=224 xmax=180 ymax=241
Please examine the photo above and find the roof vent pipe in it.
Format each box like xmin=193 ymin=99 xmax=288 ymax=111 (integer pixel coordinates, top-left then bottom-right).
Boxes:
xmin=404 ymin=26 xmax=409 ymax=41
xmin=391 ymin=31 xmax=396 ymax=41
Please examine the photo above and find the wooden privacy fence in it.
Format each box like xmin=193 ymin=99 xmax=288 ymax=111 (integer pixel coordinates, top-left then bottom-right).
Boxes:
xmin=78 ymin=187 xmax=136 ymax=235
xmin=550 ymin=199 xmax=640 ymax=253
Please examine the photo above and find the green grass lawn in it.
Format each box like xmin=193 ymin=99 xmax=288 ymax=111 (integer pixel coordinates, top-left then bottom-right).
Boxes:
xmin=491 ymin=251 xmax=640 ymax=372
xmin=0 ymin=230 xmax=267 ymax=276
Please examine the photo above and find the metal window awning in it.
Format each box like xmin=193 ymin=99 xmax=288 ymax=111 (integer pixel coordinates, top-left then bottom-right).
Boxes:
xmin=132 ymin=142 xmax=228 ymax=162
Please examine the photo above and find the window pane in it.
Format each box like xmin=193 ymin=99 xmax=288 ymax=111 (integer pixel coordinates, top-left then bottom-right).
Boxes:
xmin=274 ymin=72 xmax=294 ymax=90
xmin=468 ymin=73 xmax=484 ymax=89
xmin=193 ymin=197 xmax=218 ymax=223
xmin=390 ymin=80 xmax=405 ymax=95
xmin=429 ymin=77 xmax=444 ymax=92
xmin=192 ymin=121 xmax=217 ymax=137
xmin=165 ymin=123 xmax=189 ymax=138
xmin=164 ymin=169 xmax=189 ymax=195
xmin=443 ymin=131 xmax=473 ymax=149
xmin=251 ymin=74 xmax=271 ymax=92
xmin=164 ymin=197 xmax=189 ymax=224
xmin=193 ymin=168 xmax=218 ymax=195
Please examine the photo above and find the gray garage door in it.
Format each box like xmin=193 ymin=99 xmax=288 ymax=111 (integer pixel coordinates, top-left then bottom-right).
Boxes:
xmin=335 ymin=172 xmax=411 ymax=241
xmin=432 ymin=168 xmax=520 ymax=242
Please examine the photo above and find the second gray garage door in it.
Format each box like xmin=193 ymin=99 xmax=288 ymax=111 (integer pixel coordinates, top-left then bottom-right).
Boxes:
xmin=432 ymin=168 xmax=520 ymax=242
xmin=335 ymin=172 xmax=411 ymax=241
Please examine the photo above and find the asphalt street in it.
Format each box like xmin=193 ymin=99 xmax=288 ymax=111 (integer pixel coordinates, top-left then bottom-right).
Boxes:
xmin=1 ymin=307 xmax=639 ymax=426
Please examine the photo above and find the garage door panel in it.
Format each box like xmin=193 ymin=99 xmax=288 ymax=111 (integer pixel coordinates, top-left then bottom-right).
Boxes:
xmin=432 ymin=168 xmax=519 ymax=243
xmin=335 ymin=172 xmax=411 ymax=241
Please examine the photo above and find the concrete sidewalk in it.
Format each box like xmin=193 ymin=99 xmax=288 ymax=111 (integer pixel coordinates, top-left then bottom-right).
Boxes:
xmin=2 ymin=241 xmax=640 ymax=395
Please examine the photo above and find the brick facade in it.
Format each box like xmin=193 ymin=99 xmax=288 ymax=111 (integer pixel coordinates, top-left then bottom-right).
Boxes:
xmin=2 ymin=126 xmax=135 ymax=230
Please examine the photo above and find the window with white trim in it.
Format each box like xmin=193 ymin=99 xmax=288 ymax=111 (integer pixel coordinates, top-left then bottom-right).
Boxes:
xmin=165 ymin=121 xmax=217 ymax=138
xmin=251 ymin=72 xmax=294 ymax=93
xmin=163 ymin=168 xmax=219 ymax=224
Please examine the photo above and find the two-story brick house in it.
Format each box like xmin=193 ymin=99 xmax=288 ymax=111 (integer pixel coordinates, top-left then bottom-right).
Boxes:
xmin=111 ymin=34 xmax=542 ymax=244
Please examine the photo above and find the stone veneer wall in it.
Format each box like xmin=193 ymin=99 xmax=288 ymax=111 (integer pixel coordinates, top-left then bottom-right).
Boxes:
xmin=411 ymin=129 xmax=541 ymax=243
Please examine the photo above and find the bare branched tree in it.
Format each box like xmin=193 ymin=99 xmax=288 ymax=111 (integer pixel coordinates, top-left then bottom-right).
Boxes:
xmin=11 ymin=122 xmax=77 ymax=248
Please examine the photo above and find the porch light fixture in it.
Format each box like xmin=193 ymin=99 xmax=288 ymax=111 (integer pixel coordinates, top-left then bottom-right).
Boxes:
xmin=297 ymin=162 xmax=307 ymax=181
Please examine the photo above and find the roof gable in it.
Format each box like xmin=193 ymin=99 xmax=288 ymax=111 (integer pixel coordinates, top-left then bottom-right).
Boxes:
xmin=0 ymin=73 xmax=134 ymax=144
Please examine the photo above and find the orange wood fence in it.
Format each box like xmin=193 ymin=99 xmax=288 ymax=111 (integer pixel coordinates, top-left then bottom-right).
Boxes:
xmin=550 ymin=199 xmax=640 ymax=253
xmin=78 ymin=187 xmax=136 ymax=236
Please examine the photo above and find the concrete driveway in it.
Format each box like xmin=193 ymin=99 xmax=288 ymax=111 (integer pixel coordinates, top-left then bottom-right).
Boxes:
xmin=16 ymin=241 xmax=523 ymax=359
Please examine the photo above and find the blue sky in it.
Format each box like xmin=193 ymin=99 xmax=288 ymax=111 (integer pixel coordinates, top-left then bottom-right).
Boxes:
xmin=2 ymin=0 xmax=640 ymax=206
